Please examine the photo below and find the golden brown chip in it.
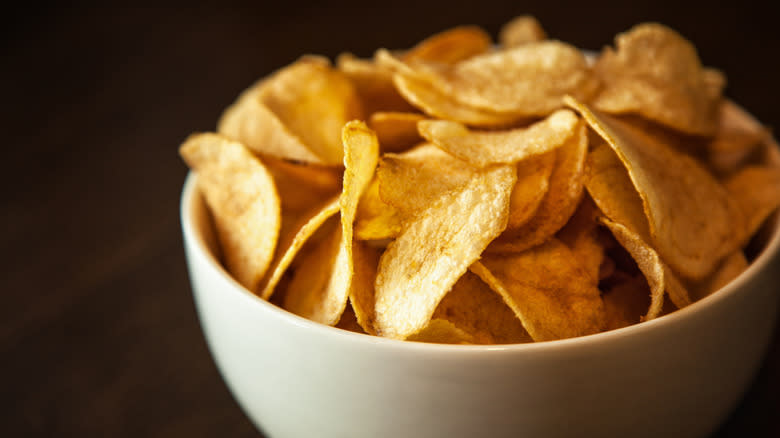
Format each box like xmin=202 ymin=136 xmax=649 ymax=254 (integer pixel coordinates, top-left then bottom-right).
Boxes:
xmin=218 ymin=56 xmax=363 ymax=165
xmin=472 ymin=238 xmax=606 ymax=342
xmin=567 ymin=96 xmax=744 ymax=280
xmin=417 ymin=109 xmax=579 ymax=167
xmin=505 ymin=152 xmax=556 ymax=231
xmin=347 ymin=241 xmax=382 ymax=334
xmin=354 ymin=176 xmax=404 ymax=241
xmin=374 ymin=165 xmax=516 ymax=340
xmin=262 ymin=156 xmax=342 ymax=213
xmin=180 ymin=132 xmax=282 ymax=292
xmin=498 ymin=15 xmax=547 ymax=47
xmin=405 ymin=41 xmax=597 ymax=115
xmin=406 ymin=319 xmax=475 ymax=344
xmin=336 ymin=52 xmax=416 ymax=115
xmin=283 ymin=121 xmax=380 ymax=324
xmin=592 ymin=23 xmax=723 ymax=136
xmin=377 ymin=143 xmax=477 ymax=216
xmin=402 ymin=25 xmax=492 ymax=65
xmin=284 ymin=223 xmax=345 ymax=320
xmin=260 ymin=197 xmax=340 ymax=300
xmin=368 ymin=111 xmax=427 ymax=152
xmin=389 ymin=69 xmax=524 ymax=127
xmin=724 ymin=165 xmax=780 ymax=243
xmin=599 ymin=218 xmax=679 ymax=319
xmin=488 ymin=120 xmax=588 ymax=252
xmin=433 ymin=271 xmax=531 ymax=344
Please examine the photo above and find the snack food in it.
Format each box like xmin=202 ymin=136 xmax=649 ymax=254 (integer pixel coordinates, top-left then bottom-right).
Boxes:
xmin=180 ymin=17 xmax=780 ymax=344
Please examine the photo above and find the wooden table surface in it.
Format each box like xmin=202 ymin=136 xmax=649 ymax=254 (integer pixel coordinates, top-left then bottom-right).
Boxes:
xmin=3 ymin=2 xmax=778 ymax=436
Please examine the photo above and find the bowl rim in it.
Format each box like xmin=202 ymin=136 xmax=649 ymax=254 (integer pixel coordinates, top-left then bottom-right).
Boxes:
xmin=181 ymin=170 xmax=780 ymax=353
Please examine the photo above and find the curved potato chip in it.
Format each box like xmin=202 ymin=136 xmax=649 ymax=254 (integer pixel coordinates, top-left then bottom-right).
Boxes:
xmin=413 ymin=41 xmax=598 ymax=115
xmin=418 ymin=109 xmax=579 ymax=167
xmin=592 ymin=23 xmax=722 ymax=136
xmin=499 ymin=15 xmax=547 ymax=48
xmin=406 ymin=319 xmax=475 ymax=344
xmin=599 ymin=218 xmax=674 ymax=319
xmin=179 ymin=133 xmax=281 ymax=292
xmin=348 ymin=241 xmax=381 ymax=334
xmin=389 ymin=70 xmax=524 ymax=127
xmin=472 ymin=238 xmax=606 ymax=342
xmin=368 ymin=111 xmax=427 ymax=152
xmin=402 ymin=25 xmax=492 ymax=65
xmin=567 ymin=96 xmax=744 ymax=280
xmin=219 ymin=56 xmax=363 ymax=165
xmin=336 ymin=52 xmax=416 ymax=114
xmin=262 ymin=155 xmax=342 ymax=213
xmin=377 ymin=143 xmax=477 ymax=216
xmin=260 ymin=197 xmax=340 ymax=300
xmin=283 ymin=121 xmax=380 ymax=324
xmin=374 ymin=165 xmax=516 ymax=339
xmin=505 ymin=152 xmax=556 ymax=231
xmin=724 ymin=165 xmax=780 ymax=243
xmin=433 ymin=271 xmax=531 ymax=344
xmin=584 ymin=141 xmax=692 ymax=313
xmin=488 ymin=120 xmax=588 ymax=251
xmin=354 ymin=176 xmax=403 ymax=241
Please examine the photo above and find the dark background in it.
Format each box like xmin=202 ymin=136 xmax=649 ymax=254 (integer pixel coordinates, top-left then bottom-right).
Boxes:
xmin=2 ymin=1 xmax=779 ymax=436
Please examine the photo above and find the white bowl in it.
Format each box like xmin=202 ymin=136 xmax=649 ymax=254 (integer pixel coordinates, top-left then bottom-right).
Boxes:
xmin=181 ymin=171 xmax=780 ymax=438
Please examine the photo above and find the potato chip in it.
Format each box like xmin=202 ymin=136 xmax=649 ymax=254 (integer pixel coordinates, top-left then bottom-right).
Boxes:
xmin=262 ymin=155 xmax=342 ymax=213
xmin=347 ymin=241 xmax=381 ymax=334
xmin=472 ymin=238 xmax=606 ymax=342
xmin=599 ymin=218 xmax=684 ymax=319
xmin=388 ymin=68 xmax=524 ymax=127
xmin=498 ymin=15 xmax=547 ymax=48
xmin=284 ymin=223 xmax=345 ymax=321
xmin=402 ymin=25 xmax=492 ymax=65
xmin=180 ymin=133 xmax=281 ymax=292
xmin=398 ymin=41 xmax=597 ymax=115
xmin=724 ymin=165 xmax=780 ymax=243
xmin=260 ymin=196 xmax=340 ymax=300
xmin=368 ymin=111 xmax=426 ymax=152
xmin=218 ymin=56 xmax=363 ymax=165
xmin=592 ymin=23 xmax=723 ymax=136
xmin=374 ymin=165 xmax=516 ymax=340
xmin=706 ymin=100 xmax=771 ymax=175
xmin=488 ymin=120 xmax=588 ymax=251
xmin=283 ymin=121 xmax=380 ymax=324
xmin=505 ymin=152 xmax=556 ymax=231
xmin=336 ymin=52 xmax=416 ymax=115
xmin=354 ymin=176 xmax=403 ymax=241
xmin=584 ymin=141 xmax=691 ymax=314
xmin=377 ymin=143 xmax=477 ymax=217
xmin=432 ymin=271 xmax=531 ymax=344
xmin=406 ymin=319 xmax=475 ymax=344
xmin=566 ymin=96 xmax=744 ymax=280
xmin=418 ymin=109 xmax=579 ymax=167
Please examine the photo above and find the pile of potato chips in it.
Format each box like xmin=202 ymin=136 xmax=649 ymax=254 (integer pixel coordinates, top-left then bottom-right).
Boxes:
xmin=180 ymin=16 xmax=780 ymax=344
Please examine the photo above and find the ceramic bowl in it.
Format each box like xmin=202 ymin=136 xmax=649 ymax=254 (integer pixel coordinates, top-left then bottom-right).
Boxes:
xmin=181 ymin=171 xmax=780 ymax=438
